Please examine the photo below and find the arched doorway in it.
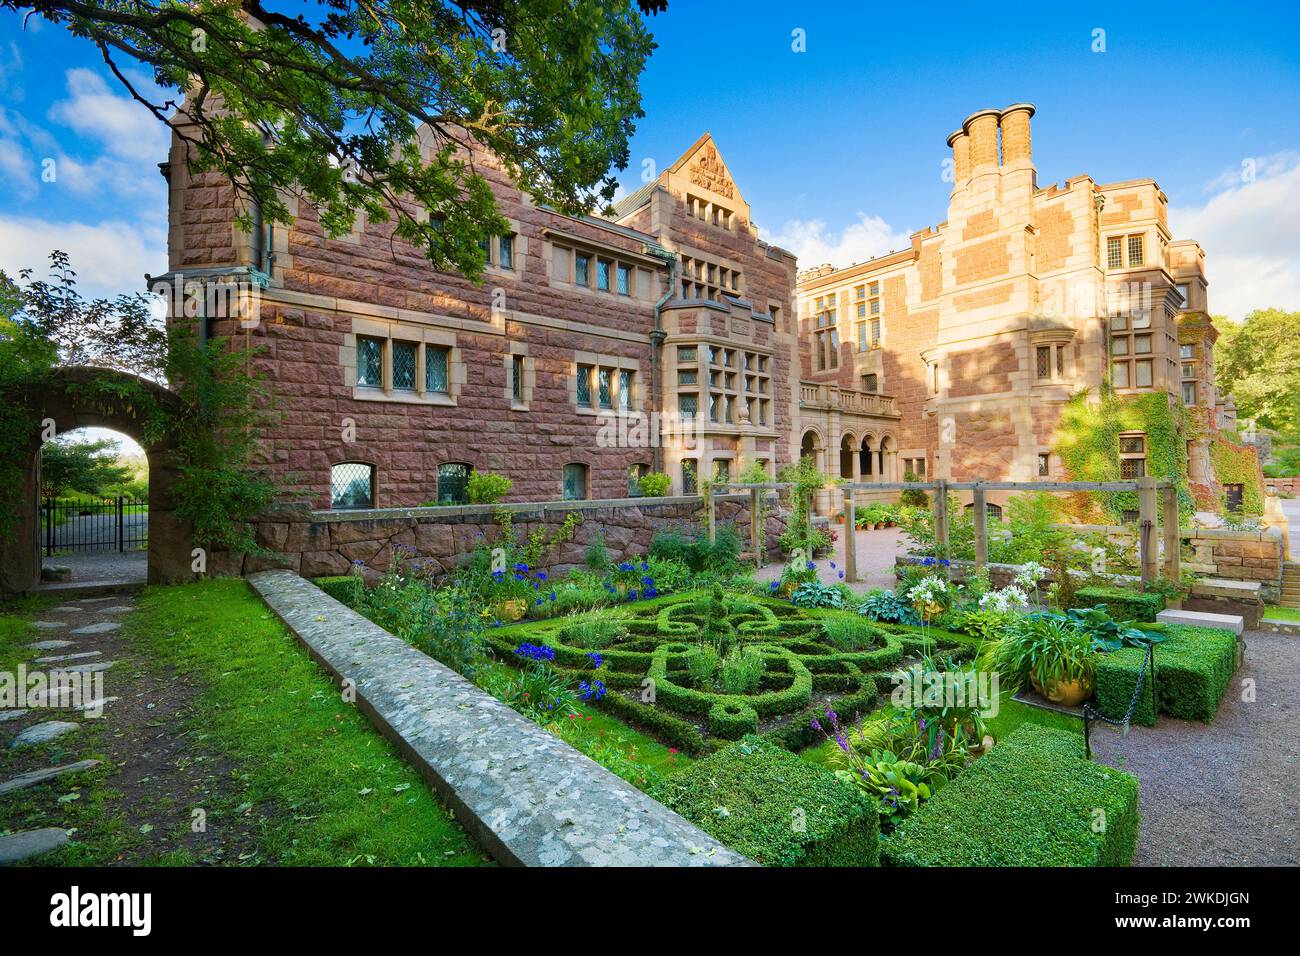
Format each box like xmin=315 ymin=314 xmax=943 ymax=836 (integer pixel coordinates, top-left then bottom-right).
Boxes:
xmin=860 ymin=435 xmax=875 ymax=480
xmin=879 ymin=435 xmax=897 ymax=483
xmin=800 ymin=429 xmax=821 ymax=464
xmin=0 ymin=367 xmax=193 ymax=595
xmin=839 ymin=433 xmax=857 ymax=480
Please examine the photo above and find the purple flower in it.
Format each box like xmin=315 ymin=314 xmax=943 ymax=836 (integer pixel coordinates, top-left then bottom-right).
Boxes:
xmin=811 ymin=717 xmax=822 ymax=732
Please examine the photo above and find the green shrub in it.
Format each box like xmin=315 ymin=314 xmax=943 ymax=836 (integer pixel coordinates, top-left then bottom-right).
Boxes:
xmin=707 ymin=699 xmax=759 ymax=738
xmin=467 ymin=470 xmax=512 ymax=504
xmin=637 ymin=471 xmax=672 ymax=497
xmin=883 ymin=724 xmax=1139 ymax=867
xmin=1071 ymin=586 xmax=1165 ymax=622
xmin=315 ymin=575 xmax=361 ymax=606
xmin=1094 ymin=623 xmax=1238 ymax=725
xmin=650 ymin=736 xmax=880 ymax=866
xmin=559 ymin=608 xmax=626 ymax=648
xmin=821 ymin=615 xmax=880 ymax=651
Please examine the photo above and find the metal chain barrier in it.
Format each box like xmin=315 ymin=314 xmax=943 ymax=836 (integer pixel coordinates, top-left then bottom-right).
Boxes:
xmin=1082 ymin=642 xmax=1157 ymax=759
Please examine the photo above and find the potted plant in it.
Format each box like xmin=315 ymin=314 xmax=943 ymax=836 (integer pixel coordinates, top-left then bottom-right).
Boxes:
xmin=981 ymin=614 xmax=1096 ymax=707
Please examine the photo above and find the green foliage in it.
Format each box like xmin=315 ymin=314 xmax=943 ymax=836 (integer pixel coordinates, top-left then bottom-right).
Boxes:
xmin=1054 ymin=388 xmax=1193 ymax=522
xmin=979 ymin=613 xmax=1096 ymax=695
xmin=650 ymin=736 xmax=880 ymax=866
xmin=359 ymin=557 xmax=486 ymax=678
xmin=1209 ymin=436 xmax=1265 ymax=515
xmin=778 ymin=454 xmax=830 ymax=556
xmin=558 ymin=607 xmax=626 ymax=648
xmin=39 ymin=437 xmax=133 ymax=499
xmin=314 ymin=574 xmax=364 ymax=607
xmin=858 ymin=589 xmax=921 ymax=625
xmin=636 ymin=471 xmax=672 ymax=497
xmin=467 ymin=470 xmax=512 ymax=504
xmin=820 ymin=615 xmax=882 ymax=651
xmin=791 ymin=579 xmax=842 ymax=609
xmin=900 ymin=470 xmax=929 ymax=508
xmin=884 ymin=724 xmax=1139 ymax=866
xmin=19 ymin=2 xmax=660 ymax=282
xmin=1213 ymin=309 xmax=1300 ymax=435
xmin=648 ymin=524 xmax=742 ymax=574
xmin=1070 ymin=586 xmax=1165 ymax=622
xmin=1094 ymin=623 xmax=1238 ymax=725
xmin=719 ymin=646 xmax=766 ymax=695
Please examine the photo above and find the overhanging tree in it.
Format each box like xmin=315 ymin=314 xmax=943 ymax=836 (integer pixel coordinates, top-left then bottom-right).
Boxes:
xmin=7 ymin=0 xmax=664 ymax=280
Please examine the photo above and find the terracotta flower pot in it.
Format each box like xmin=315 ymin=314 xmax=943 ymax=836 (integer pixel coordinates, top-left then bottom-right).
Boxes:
xmin=1030 ymin=672 xmax=1094 ymax=707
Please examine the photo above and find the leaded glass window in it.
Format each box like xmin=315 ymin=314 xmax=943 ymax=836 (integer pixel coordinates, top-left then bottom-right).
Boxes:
xmin=619 ymin=370 xmax=633 ymax=410
xmin=598 ymin=368 xmax=613 ymax=408
xmin=392 ymin=341 xmax=417 ymax=391
xmin=425 ymin=346 xmax=449 ymax=394
xmin=357 ymin=337 xmax=383 ymax=388
xmin=576 ymin=365 xmax=593 ymax=407
xmin=437 ymin=463 xmax=471 ymax=505
xmin=563 ymin=463 xmax=588 ymax=501
xmin=331 ymin=462 xmax=374 ymax=510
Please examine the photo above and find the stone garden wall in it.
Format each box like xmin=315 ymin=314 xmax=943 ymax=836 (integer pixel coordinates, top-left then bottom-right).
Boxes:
xmin=213 ymin=494 xmax=786 ymax=580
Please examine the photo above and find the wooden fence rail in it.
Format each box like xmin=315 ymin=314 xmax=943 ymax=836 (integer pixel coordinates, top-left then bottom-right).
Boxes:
xmin=706 ymin=477 xmax=1181 ymax=586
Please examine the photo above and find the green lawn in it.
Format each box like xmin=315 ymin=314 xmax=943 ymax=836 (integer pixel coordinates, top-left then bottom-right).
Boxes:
xmin=1261 ymin=606 xmax=1300 ymax=623
xmin=0 ymin=579 xmax=489 ymax=866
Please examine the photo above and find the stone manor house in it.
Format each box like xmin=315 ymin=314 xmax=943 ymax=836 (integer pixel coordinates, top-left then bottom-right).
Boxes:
xmin=154 ymin=104 xmax=1244 ymax=514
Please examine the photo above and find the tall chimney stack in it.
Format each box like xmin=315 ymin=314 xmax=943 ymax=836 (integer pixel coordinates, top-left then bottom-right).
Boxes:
xmin=965 ymin=109 xmax=1001 ymax=171
xmin=946 ymin=128 xmax=970 ymax=185
xmin=999 ymin=103 xmax=1035 ymax=165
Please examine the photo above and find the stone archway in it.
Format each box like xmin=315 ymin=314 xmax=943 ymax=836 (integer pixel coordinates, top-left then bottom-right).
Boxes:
xmin=0 ymin=367 xmax=194 ymax=595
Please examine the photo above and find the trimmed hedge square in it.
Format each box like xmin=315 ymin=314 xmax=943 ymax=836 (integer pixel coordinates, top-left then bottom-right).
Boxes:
xmin=650 ymin=736 xmax=879 ymax=866
xmin=1094 ymin=623 xmax=1238 ymax=726
xmin=883 ymin=724 xmax=1139 ymax=867
xmin=1071 ymin=586 xmax=1165 ymax=622
xmin=314 ymin=575 xmax=360 ymax=606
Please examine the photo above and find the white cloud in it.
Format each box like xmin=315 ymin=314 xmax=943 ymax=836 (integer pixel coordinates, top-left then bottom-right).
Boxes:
xmin=0 ymin=216 xmax=167 ymax=299
xmin=762 ymin=212 xmax=913 ymax=272
xmin=0 ymin=137 xmax=35 ymax=195
xmin=48 ymin=68 xmax=169 ymax=163
xmin=1171 ymin=152 xmax=1300 ymax=322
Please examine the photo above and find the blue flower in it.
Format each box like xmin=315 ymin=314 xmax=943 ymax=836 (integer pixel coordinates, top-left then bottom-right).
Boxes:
xmin=586 ymin=651 xmax=604 ymax=669
xmin=939 ymin=558 xmax=952 ymax=567
xmin=806 ymin=561 xmax=815 ymax=571
xmin=537 ymin=571 xmax=548 ymax=581
xmin=769 ymin=580 xmax=779 ymax=591
xmin=922 ymin=557 xmax=936 ymax=566
xmin=514 ymin=562 xmax=530 ymax=572
xmin=644 ymin=587 xmax=658 ymax=599
xmin=641 ymin=576 xmax=654 ymax=587
xmin=628 ymin=590 xmax=639 ymax=601
xmin=838 ymin=570 xmax=845 ymax=580
xmin=514 ymin=643 xmax=555 ymax=662
xmin=640 ymin=562 xmax=649 ymax=572
xmin=830 ymin=561 xmax=837 ymax=570
xmin=548 ymin=592 xmax=557 ymax=602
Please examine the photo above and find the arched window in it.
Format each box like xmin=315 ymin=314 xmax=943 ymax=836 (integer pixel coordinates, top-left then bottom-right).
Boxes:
xmin=563 ymin=463 xmax=589 ymax=501
xmin=437 ymin=462 xmax=471 ymax=505
xmin=860 ymin=436 xmax=875 ymax=478
xmin=800 ymin=430 xmax=819 ymax=462
xmin=331 ymin=462 xmax=375 ymax=510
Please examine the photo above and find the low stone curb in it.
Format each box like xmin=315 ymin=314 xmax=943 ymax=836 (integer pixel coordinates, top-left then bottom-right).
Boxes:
xmin=247 ymin=569 xmax=750 ymax=868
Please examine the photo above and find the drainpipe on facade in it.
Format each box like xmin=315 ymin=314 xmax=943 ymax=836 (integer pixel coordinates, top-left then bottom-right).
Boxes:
xmin=644 ymin=242 xmax=678 ymax=475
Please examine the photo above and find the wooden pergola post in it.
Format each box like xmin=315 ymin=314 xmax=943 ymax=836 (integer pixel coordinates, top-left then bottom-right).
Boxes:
xmin=705 ymin=482 xmax=716 ymax=545
xmin=972 ymin=481 xmax=988 ymax=570
xmin=805 ymin=488 xmax=815 ymax=559
xmin=933 ymin=478 xmax=950 ymax=565
xmin=1161 ymin=483 xmax=1181 ymax=583
xmin=843 ymin=488 xmax=858 ymax=583
xmin=750 ymin=487 xmax=762 ymax=567
xmin=1138 ymin=477 xmax=1158 ymax=586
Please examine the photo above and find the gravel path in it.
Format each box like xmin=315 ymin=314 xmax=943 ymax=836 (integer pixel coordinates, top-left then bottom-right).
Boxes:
xmin=1089 ymin=627 xmax=1300 ymax=866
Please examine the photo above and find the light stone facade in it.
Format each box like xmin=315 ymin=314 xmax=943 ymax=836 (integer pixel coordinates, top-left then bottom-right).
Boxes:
xmin=794 ymin=104 xmax=1241 ymax=511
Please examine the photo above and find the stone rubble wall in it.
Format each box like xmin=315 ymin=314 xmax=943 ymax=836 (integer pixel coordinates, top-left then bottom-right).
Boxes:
xmin=213 ymin=494 xmax=786 ymax=580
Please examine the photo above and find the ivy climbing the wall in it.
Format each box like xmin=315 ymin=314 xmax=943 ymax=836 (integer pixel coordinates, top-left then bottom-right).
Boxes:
xmin=1209 ymin=436 xmax=1265 ymax=515
xmin=1053 ymin=386 xmax=1194 ymax=523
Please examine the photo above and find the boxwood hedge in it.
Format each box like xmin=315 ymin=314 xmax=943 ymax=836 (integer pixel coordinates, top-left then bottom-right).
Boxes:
xmin=1071 ymin=586 xmax=1165 ymax=622
xmin=883 ymin=724 xmax=1139 ymax=867
xmin=1094 ymin=623 xmax=1238 ymax=725
xmin=650 ymin=735 xmax=880 ymax=866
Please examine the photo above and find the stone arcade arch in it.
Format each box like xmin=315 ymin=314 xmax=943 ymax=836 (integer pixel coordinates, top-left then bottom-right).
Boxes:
xmin=0 ymin=367 xmax=194 ymax=595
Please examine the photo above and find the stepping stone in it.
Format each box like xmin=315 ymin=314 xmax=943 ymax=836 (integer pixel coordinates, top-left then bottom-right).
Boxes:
xmin=69 ymin=622 xmax=121 ymax=635
xmin=77 ymin=597 xmax=114 ymax=604
xmin=0 ymin=709 xmax=29 ymax=723
xmin=100 ymin=606 xmax=133 ymax=614
xmin=34 ymin=651 xmax=102 ymax=665
xmin=52 ymin=661 xmax=115 ymax=674
xmin=0 ymin=828 xmax=69 ymax=865
xmin=27 ymin=640 xmax=74 ymax=650
xmin=0 ymin=759 xmax=101 ymax=794
xmin=52 ymin=606 xmax=80 ymax=612
xmin=33 ymin=621 xmax=68 ymax=630
xmin=72 ymin=697 xmax=120 ymax=716
xmin=11 ymin=720 xmax=80 ymax=748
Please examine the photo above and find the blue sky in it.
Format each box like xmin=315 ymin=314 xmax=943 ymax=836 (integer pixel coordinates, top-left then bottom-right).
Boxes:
xmin=2 ymin=1 xmax=1299 ymax=322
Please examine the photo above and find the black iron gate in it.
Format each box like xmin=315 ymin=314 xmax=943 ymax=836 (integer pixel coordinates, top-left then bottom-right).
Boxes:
xmin=42 ymin=496 xmax=148 ymax=555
